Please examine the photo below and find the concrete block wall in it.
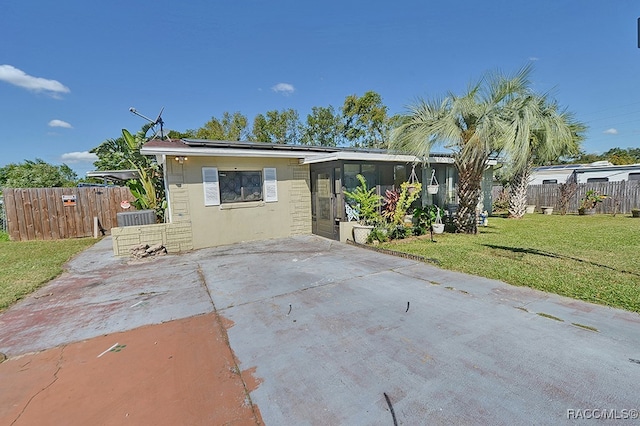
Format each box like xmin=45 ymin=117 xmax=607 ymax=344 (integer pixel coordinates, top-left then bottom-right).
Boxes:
xmin=289 ymin=161 xmax=312 ymax=235
xmin=111 ymin=222 xmax=194 ymax=256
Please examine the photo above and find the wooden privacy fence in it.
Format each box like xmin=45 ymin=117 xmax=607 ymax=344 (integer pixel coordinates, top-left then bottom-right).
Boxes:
xmin=2 ymin=187 xmax=136 ymax=241
xmin=525 ymin=181 xmax=640 ymax=214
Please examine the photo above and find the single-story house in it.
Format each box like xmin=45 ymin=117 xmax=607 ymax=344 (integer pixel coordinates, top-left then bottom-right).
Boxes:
xmin=110 ymin=139 xmax=496 ymax=253
xmin=530 ymin=162 xmax=640 ymax=185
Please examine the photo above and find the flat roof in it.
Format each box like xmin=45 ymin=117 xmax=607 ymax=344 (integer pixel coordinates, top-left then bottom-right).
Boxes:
xmin=140 ymin=138 xmax=464 ymax=164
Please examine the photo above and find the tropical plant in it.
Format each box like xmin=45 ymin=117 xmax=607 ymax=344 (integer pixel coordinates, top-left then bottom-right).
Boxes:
xmin=367 ymin=226 xmax=389 ymax=243
xmin=391 ymin=65 xmax=536 ymax=233
xmin=579 ymin=190 xmax=606 ymax=211
xmin=412 ymin=205 xmax=439 ymax=236
xmin=504 ymin=95 xmax=585 ymax=218
xmin=343 ymin=174 xmax=381 ymax=225
xmin=393 ymin=181 xmax=422 ymax=225
xmin=382 ymin=188 xmax=400 ymax=222
xmin=121 ymin=129 xmax=167 ymax=221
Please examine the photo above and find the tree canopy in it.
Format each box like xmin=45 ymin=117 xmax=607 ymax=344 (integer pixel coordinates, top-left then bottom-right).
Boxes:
xmin=0 ymin=159 xmax=77 ymax=188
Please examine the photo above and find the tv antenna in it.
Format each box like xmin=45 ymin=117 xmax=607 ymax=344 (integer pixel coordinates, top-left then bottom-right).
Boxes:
xmin=129 ymin=107 xmax=166 ymax=139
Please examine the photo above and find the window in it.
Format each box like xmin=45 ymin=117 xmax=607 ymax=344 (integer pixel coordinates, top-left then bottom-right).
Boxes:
xmin=628 ymin=173 xmax=640 ymax=181
xmin=586 ymin=177 xmax=608 ymax=183
xmin=219 ymin=171 xmax=263 ymax=203
xmin=542 ymin=179 xmax=558 ymax=184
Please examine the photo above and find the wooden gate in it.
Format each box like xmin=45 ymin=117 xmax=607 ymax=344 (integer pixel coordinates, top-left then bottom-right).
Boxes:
xmin=2 ymin=187 xmax=136 ymax=241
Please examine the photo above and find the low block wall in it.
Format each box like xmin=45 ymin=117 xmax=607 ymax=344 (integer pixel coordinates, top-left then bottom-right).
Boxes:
xmin=111 ymin=222 xmax=194 ymax=256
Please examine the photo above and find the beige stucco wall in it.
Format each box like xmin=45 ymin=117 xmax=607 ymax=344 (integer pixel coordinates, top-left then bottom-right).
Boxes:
xmin=165 ymin=156 xmax=311 ymax=250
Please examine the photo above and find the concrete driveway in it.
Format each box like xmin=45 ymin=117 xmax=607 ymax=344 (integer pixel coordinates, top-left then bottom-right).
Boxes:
xmin=2 ymin=235 xmax=640 ymax=424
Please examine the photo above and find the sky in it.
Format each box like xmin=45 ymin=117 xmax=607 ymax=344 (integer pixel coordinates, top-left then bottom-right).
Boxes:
xmin=1 ymin=0 xmax=639 ymax=177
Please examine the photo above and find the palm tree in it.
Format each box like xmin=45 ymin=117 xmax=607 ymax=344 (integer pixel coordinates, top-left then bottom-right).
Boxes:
xmin=390 ymin=65 xmax=533 ymax=233
xmin=503 ymin=95 xmax=585 ymax=218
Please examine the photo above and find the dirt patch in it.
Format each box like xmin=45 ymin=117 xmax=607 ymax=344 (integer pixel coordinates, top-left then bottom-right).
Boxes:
xmin=0 ymin=313 xmax=262 ymax=425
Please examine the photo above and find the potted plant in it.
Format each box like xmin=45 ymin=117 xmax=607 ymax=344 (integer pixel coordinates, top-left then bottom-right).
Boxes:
xmin=578 ymin=190 xmax=606 ymax=215
xmin=632 ymin=208 xmax=640 ymax=218
xmin=344 ymin=174 xmax=382 ymax=244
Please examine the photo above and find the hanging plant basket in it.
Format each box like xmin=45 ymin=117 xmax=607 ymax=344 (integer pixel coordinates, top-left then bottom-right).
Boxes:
xmin=407 ymin=184 xmax=419 ymax=195
xmin=427 ymin=169 xmax=439 ymax=195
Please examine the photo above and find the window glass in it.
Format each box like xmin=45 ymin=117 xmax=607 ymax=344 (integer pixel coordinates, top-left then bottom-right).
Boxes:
xmin=628 ymin=173 xmax=640 ymax=181
xmin=393 ymin=165 xmax=407 ymax=188
xmin=360 ymin=164 xmax=377 ymax=188
xmin=542 ymin=179 xmax=558 ymax=184
xmin=218 ymin=171 xmax=263 ymax=203
xmin=343 ymin=164 xmax=360 ymax=191
xmin=586 ymin=177 xmax=608 ymax=183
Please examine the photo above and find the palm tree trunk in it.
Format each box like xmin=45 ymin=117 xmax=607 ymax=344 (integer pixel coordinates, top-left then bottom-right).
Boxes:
xmin=454 ymin=158 xmax=485 ymax=234
xmin=508 ymin=162 xmax=532 ymax=218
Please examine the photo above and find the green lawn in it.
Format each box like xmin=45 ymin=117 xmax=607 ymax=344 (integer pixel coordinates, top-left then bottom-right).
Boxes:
xmin=379 ymin=214 xmax=640 ymax=313
xmin=0 ymin=231 xmax=96 ymax=311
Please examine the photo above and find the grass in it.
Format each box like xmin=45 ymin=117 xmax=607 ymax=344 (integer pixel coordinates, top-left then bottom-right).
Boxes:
xmin=0 ymin=231 xmax=97 ymax=312
xmin=379 ymin=214 xmax=640 ymax=313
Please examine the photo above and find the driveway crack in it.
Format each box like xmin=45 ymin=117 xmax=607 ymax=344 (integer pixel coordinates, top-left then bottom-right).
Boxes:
xmin=11 ymin=345 xmax=66 ymax=426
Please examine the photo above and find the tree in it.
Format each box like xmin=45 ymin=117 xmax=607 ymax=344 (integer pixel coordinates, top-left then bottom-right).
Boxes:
xmin=250 ymin=109 xmax=301 ymax=144
xmin=301 ymin=106 xmax=342 ymax=146
xmin=0 ymin=159 xmax=77 ymax=188
xmin=390 ymin=65 xmax=536 ymax=233
xmin=193 ymin=112 xmax=248 ymax=141
xmin=603 ymin=147 xmax=638 ymax=165
xmin=121 ymin=129 xmax=166 ymax=219
xmin=504 ymin=95 xmax=585 ymax=218
xmin=90 ymin=125 xmax=166 ymax=221
xmin=342 ymin=91 xmax=391 ymax=148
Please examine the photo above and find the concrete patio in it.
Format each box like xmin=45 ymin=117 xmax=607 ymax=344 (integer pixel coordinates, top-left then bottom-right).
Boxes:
xmin=1 ymin=235 xmax=639 ymax=424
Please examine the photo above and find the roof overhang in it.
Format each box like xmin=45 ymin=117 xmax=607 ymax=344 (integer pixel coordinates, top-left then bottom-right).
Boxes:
xmin=140 ymin=139 xmax=497 ymax=166
xmin=86 ymin=169 xmax=139 ymax=181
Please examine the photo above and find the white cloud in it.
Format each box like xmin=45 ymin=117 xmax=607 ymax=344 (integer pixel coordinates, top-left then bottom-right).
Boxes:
xmin=0 ymin=64 xmax=70 ymax=97
xmin=603 ymin=128 xmax=618 ymax=135
xmin=48 ymin=119 xmax=73 ymax=128
xmin=271 ymin=82 xmax=295 ymax=95
xmin=60 ymin=151 xmax=97 ymax=163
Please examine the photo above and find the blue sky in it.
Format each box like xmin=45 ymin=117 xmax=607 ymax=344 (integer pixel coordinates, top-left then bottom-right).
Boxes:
xmin=1 ymin=0 xmax=639 ymax=177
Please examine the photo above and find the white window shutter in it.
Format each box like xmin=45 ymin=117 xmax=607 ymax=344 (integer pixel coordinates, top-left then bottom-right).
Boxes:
xmin=264 ymin=168 xmax=278 ymax=202
xmin=202 ymin=167 xmax=220 ymax=206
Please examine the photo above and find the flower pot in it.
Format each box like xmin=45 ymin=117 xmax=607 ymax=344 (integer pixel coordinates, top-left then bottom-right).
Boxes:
xmin=541 ymin=206 xmax=553 ymax=215
xmin=432 ymin=223 xmax=445 ymax=234
xmin=632 ymin=210 xmax=640 ymax=218
xmin=525 ymin=205 xmax=536 ymax=214
xmin=352 ymin=224 xmax=374 ymax=244
xmin=578 ymin=208 xmax=595 ymax=216
xmin=427 ymin=185 xmax=439 ymax=195
xmin=407 ymin=184 xmax=418 ymax=195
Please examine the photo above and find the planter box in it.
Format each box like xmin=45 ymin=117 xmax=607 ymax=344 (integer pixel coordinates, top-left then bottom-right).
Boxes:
xmin=578 ymin=208 xmax=595 ymax=216
xmin=541 ymin=206 xmax=554 ymax=215
xmin=352 ymin=224 xmax=374 ymax=244
xmin=525 ymin=205 xmax=536 ymax=214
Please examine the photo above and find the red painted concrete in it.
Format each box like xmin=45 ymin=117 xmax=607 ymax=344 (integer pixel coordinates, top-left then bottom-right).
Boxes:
xmin=0 ymin=313 xmax=262 ymax=425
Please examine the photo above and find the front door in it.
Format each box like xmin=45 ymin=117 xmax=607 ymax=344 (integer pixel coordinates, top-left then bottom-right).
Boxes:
xmin=312 ymin=168 xmax=336 ymax=239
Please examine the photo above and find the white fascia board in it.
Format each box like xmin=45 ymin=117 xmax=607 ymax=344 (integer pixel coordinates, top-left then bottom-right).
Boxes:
xmin=301 ymin=151 xmax=439 ymax=164
xmin=140 ymin=146 xmax=310 ymax=159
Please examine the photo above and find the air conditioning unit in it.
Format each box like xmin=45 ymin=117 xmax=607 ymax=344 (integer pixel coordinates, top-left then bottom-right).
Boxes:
xmin=116 ymin=210 xmax=156 ymax=227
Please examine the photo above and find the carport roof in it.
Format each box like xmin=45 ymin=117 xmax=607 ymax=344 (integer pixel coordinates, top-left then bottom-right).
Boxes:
xmin=140 ymin=138 xmax=462 ymax=164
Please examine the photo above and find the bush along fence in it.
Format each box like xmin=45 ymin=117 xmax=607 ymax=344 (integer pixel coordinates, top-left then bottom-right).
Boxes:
xmin=522 ymin=181 xmax=640 ymax=214
xmin=2 ymin=187 xmax=136 ymax=241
